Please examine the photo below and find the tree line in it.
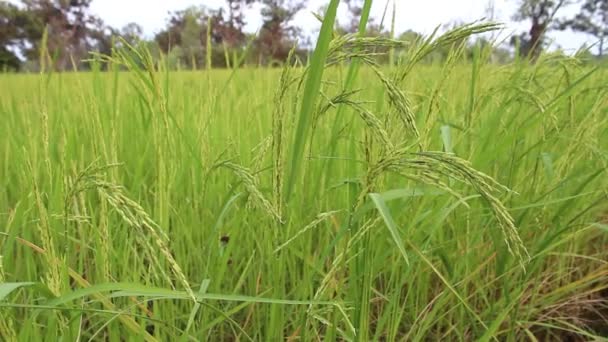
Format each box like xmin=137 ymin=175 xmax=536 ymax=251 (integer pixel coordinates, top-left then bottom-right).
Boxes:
xmin=1 ymin=0 xmax=606 ymax=71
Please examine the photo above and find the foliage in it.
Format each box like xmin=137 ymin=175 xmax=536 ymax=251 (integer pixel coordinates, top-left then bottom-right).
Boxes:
xmin=0 ymin=0 xmax=117 ymax=71
xmin=558 ymin=0 xmax=608 ymax=56
xmin=18 ymin=0 xmax=115 ymax=70
xmin=254 ymin=0 xmax=307 ymax=64
xmin=3 ymin=0 xmax=608 ymax=70
xmin=511 ymin=0 xmax=568 ymax=60
xmin=151 ymin=0 xmax=308 ymax=69
xmin=0 ymin=1 xmax=37 ymax=70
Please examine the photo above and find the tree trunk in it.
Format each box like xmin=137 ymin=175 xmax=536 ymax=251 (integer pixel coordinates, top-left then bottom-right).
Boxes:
xmin=528 ymin=18 xmax=544 ymax=61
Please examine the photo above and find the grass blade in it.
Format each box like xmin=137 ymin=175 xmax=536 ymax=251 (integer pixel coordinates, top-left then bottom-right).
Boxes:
xmin=369 ymin=193 xmax=410 ymax=265
xmin=284 ymin=0 xmax=341 ymax=203
xmin=0 ymin=282 xmax=36 ymax=300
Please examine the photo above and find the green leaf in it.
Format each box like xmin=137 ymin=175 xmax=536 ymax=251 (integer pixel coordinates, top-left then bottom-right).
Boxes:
xmin=369 ymin=193 xmax=410 ymax=265
xmin=0 ymin=282 xmax=36 ymax=301
xmin=541 ymin=152 xmax=554 ymax=181
xmin=46 ymin=283 xmax=145 ymax=307
xmin=284 ymin=0 xmax=341 ymax=203
xmin=355 ymin=187 xmax=445 ymax=220
xmin=183 ymin=278 xmax=211 ymax=337
xmin=44 ymin=282 xmax=337 ymax=308
xmin=440 ymin=125 xmax=453 ymax=153
xmin=0 ymin=282 xmax=54 ymax=302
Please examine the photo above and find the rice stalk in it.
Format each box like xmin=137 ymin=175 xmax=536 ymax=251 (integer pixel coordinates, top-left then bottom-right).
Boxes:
xmin=315 ymin=89 xmax=363 ymax=125
xmin=249 ymin=135 xmax=273 ymax=210
xmin=368 ymin=64 xmax=421 ymax=145
xmin=26 ymin=158 xmax=62 ymax=296
xmin=422 ymin=42 xmax=466 ymax=142
xmin=327 ymin=35 xmax=411 ymax=62
xmin=98 ymin=192 xmax=111 ymax=281
xmin=313 ymin=217 xmax=381 ymax=300
xmin=348 ymin=103 xmax=394 ymax=151
xmin=217 ymin=161 xmax=283 ymax=223
xmin=251 ymin=135 xmax=272 ymax=171
xmin=397 ymin=21 xmax=502 ymax=81
xmin=65 ymin=163 xmax=195 ymax=301
xmin=95 ymin=181 xmax=195 ymax=301
xmin=41 ymin=107 xmax=51 ymax=180
xmin=274 ymin=210 xmax=342 ymax=253
xmin=394 ymin=152 xmax=529 ymax=265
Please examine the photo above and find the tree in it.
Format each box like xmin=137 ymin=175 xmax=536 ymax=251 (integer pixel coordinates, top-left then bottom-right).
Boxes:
xmin=154 ymin=6 xmax=204 ymax=68
xmin=338 ymin=0 xmax=388 ymax=38
xmin=512 ymin=0 xmax=568 ymax=60
xmin=154 ymin=5 xmax=251 ymax=69
xmin=0 ymin=45 xmax=21 ymax=71
xmin=15 ymin=0 xmax=114 ymax=70
xmin=89 ymin=17 xmax=116 ymax=59
xmin=120 ymin=22 xmax=143 ymax=45
xmin=343 ymin=0 xmax=364 ymax=33
xmin=558 ymin=0 xmax=608 ymax=56
xmin=221 ymin=0 xmax=255 ymax=48
xmin=180 ymin=7 xmax=205 ymax=68
xmin=0 ymin=1 xmax=117 ymax=71
xmin=256 ymin=0 xmax=306 ymax=64
xmin=0 ymin=2 xmax=27 ymax=70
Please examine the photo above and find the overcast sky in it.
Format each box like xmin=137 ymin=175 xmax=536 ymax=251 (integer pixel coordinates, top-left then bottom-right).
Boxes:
xmin=11 ymin=0 xmax=596 ymax=53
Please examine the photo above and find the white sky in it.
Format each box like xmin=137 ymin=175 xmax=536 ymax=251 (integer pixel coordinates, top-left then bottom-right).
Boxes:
xmin=10 ymin=0 xmax=597 ymax=53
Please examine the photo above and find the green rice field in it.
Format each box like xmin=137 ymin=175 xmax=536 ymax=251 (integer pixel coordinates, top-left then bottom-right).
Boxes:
xmin=1 ymin=22 xmax=607 ymax=341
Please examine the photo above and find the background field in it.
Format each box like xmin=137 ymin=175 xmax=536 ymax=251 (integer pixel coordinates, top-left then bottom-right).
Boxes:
xmin=1 ymin=43 xmax=608 ymax=340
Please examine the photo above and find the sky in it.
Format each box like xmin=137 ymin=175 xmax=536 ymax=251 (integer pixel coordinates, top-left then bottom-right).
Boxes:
xmin=11 ymin=0 xmax=598 ymax=53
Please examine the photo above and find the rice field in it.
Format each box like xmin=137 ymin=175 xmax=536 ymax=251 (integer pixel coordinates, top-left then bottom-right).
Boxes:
xmin=1 ymin=22 xmax=608 ymax=341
